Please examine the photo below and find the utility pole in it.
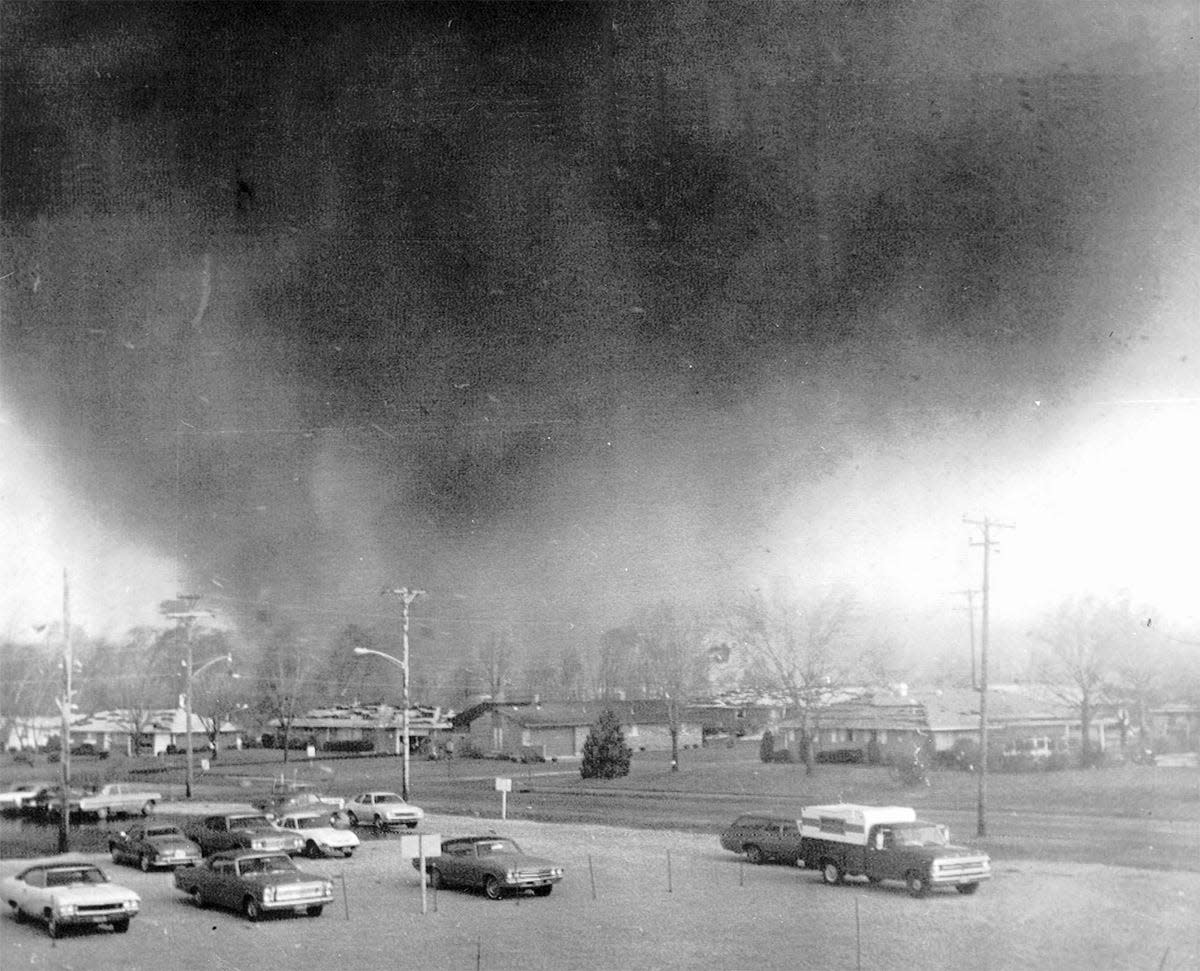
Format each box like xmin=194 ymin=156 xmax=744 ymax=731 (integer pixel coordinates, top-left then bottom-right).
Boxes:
xmin=964 ymin=516 xmax=1014 ymax=838
xmin=955 ymin=589 xmax=981 ymax=689
xmin=382 ymin=587 xmax=425 ymax=802
xmin=58 ymin=569 xmax=72 ymax=853
xmin=163 ymin=594 xmax=204 ymax=798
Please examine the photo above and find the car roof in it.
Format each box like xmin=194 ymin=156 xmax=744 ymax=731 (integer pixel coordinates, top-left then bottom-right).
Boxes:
xmin=280 ymin=810 xmax=327 ymax=820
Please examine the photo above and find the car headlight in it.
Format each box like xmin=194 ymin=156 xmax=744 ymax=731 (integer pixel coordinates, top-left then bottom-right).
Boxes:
xmin=322 ymin=881 xmax=333 ymax=896
xmin=552 ymin=868 xmax=563 ymax=878
xmin=56 ymin=904 xmax=76 ymax=917
xmin=504 ymin=870 xmax=517 ymax=884
xmin=123 ymin=900 xmax=139 ymax=911
xmin=251 ymin=838 xmax=266 ymax=850
xmin=263 ymin=887 xmax=275 ymax=903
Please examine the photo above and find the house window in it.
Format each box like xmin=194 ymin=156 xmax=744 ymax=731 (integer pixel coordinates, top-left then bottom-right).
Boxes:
xmin=879 ymin=731 xmax=888 ymax=743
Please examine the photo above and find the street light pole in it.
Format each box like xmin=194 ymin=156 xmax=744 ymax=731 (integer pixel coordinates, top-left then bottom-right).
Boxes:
xmin=363 ymin=584 xmax=424 ymax=802
xmin=58 ymin=569 xmax=72 ymax=853
xmin=163 ymin=594 xmax=207 ymax=799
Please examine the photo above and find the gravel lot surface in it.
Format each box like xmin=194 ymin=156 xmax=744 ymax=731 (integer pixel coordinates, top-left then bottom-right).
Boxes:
xmin=1 ymin=813 xmax=1197 ymax=971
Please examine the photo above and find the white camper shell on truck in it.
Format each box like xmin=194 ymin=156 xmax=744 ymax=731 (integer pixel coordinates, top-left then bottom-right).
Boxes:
xmin=799 ymin=803 xmax=991 ymax=897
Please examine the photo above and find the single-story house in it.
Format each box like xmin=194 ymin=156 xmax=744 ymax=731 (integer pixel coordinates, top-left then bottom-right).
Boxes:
xmin=773 ymin=685 xmax=1124 ymax=764
xmin=686 ymin=695 xmax=789 ymax=739
xmin=1147 ymin=704 xmax=1200 ymax=751
xmin=451 ymin=700 xmax=703 ymax=760
xmin=71 ymin=708 xmax=243 ymax=756
xmin=275 ymin=705 xmax=454 ymax=756
xmin=3 ymin=715 xmax=64 ymax=752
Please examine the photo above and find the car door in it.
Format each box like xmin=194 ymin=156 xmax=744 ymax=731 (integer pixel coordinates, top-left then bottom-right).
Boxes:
xmin=437 ymin=842 xmax=471 ymax=887
xmin=208 ymin=859 xmax=241 ymax=909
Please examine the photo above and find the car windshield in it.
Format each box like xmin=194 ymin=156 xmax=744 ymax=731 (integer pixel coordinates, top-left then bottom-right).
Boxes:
xmin=374 ymin=793 xmax=402 ymax=803
xmin=230 ymin=815 xmax=273 ymax=828
xmin=292 ymin=816 xmax=328 ymax=830
xmin=45 ymin=867 xmax=106 ymax=886
xmin=477 ymin=839 xmax=521 ymax=856
xmin=146 ymin=826 xmax=183 ymax=838
xmin=237 ymin=855 xmax=296 ymax=875
xmin=895 ymin=825 xmax=948 ymax=847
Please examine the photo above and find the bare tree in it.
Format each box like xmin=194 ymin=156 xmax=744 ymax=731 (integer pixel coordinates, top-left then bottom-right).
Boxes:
xmin=631 ymin=602 xmax=708 ymax=771
xmin=736 ymin=583 xmax=857 ymax=775
xmin=1036 ymin=594 xmax=1139 ymax=767
xmin=255 ymin=626 xmax=322 ymax=763
xmin=87 ymin=628 xmax=177 ymax=756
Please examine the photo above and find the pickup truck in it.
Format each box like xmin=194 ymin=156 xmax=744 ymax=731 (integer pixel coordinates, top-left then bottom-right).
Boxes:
xmin=78 ymin=783 xmax=162 ymax=819
xmin=799 ymin=803 xmax=991 ymax=897
xmin=184 ymin=812 xmax=306 ymax=857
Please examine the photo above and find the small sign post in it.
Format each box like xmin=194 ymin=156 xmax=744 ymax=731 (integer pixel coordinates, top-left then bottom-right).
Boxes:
xmin=400 ymin=833 xmax=441 ymax=915
xmin=495 ymin=776 xmax=512 ymax=820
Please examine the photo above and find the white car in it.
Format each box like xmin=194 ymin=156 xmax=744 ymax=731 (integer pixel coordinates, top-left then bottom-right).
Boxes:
xmin=1 ymin=858 xmax=139 ymax=938
xmin=0 ymin=781 xmax=52 ymax=811
xmin=344 ymin=791 xmax=424 ymax=831
xmin=278 ymin=810 xmax=361 ymax=858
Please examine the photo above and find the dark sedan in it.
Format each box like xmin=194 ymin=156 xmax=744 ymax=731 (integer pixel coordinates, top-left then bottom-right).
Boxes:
xmin=412 ymin=836 xmax=564 ymax=899
xmin=175 ymin=850 xmax=333 ymax=921
xmin=109 ymin=822 xmax=203 ymax=871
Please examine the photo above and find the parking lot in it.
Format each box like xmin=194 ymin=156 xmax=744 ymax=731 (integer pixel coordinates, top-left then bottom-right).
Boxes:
xmin=1 ymin=812 xmax=1197 ymax=970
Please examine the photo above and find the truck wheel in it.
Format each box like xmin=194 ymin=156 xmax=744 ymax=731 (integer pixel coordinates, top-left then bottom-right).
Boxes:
xmin=956 ymin=883 xmax=980 ymax=895
xmin=821 ymin=861 xmax=843 ymax=885
xmin=745 ymin=845 xmax=765 ymax=865
xmin=906 ymin=871 xmax=929 ymax=898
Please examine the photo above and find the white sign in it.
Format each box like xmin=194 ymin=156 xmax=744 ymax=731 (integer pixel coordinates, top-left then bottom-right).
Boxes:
xmin=400 ymin=833 xmax=441 ymax=859
xmin=495 ymin=777 xmax=512 ymax=792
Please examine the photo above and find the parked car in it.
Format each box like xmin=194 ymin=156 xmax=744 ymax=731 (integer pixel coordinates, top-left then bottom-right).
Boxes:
xmin=719 ymin=813 xmax=804 ymax=865
xmin=1 ymin=858 xmax=139 ymax=938
xmin=257 ymin=780 xmax=346 ymax=816
xmin=277 ymin=810 xmax=360 ymax=858
xmin=0 ymin=781 xmax=53 ymax=812
xmin=175 ymin=850 xmax=334 ymax=921
xmin=27 ymin=785 xmax=88 ymax=819
xmin=79 ymin=782 xmax=162 ymax=819
xmin=412 ymin=836 xmax=564 ymax=899
xmin=183 ymin=812 xmax=306 ymax=856
xmin=345 ymin=791 xmax=424 ymax=831
xmin=109 ymin=821 xmax=203 ymax=871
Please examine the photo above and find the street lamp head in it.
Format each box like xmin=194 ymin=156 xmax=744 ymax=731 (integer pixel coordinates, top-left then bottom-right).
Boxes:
xmin=353 ymin=647 xmax=370 ymax=655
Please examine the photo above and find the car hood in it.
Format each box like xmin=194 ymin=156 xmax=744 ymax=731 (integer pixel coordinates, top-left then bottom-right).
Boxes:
xmin=242 ymin=871 xmax=325 ymax=887
xmin=900 ymin=844 xmax=989 ymax=861
xmin=487 ymin=854 xmax=560 ymax=870
xmin=146 ymin=836 xmax=199 ymax=852
xmin=294 ymin=827 xmax=358 ymax=844
xmin=50 ymin=884 xmax=140 ymax=906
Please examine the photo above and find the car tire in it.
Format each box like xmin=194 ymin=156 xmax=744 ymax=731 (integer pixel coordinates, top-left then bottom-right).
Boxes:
xmin=189 ymin=887 xmax=205 ymax=909
xmin=139 ymin=853 xmax=152 ymax=872
xmin=112 ymin=917 xmax=130 ymax=933
xmin=346 ymin=812 xmax=359 ymax=827
xmin=532 ymin=885 xmax=552 ymax=897
xmin=906 ymin=871 xmax=928 ymax=898
xmin=373 ymin=815 xmax=386 ymax=833
xmin=745 ymin=844 xmax=765 ymax=865
xmin=243 ymin=897 xmax=262 ymax=922
xmin=13 ymin=906 xmax=27 ymax=924
xmin=110 ymin=847 xmax=122 ymax=864
xmin=342 ymin=847 xmax=354 ymax=858
xmin=305 ymin=905 xmax=323 ymax=918
xmin=821 ymin=861 xmax=843 ymax=886
xmin=407 ymin=820 xmax=418 ymax=829
xmin=141 ymin=800 xmax=156 ymax=816
xmin=484 ymin=876 xmax=503 ymax=900
xmin=956 ymin=882 xmax=980 ymax=895
xmin=305 ymin=840 xmax=321 ymax=859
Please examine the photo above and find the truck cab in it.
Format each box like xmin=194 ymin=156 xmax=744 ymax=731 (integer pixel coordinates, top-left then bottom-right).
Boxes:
xmin=800 ymin=803 xmax=991 ymax=897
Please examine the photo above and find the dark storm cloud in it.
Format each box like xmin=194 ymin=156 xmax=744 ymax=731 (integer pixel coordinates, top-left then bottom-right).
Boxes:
xmin=2 ymin=2 xmax=1195 ymax=657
